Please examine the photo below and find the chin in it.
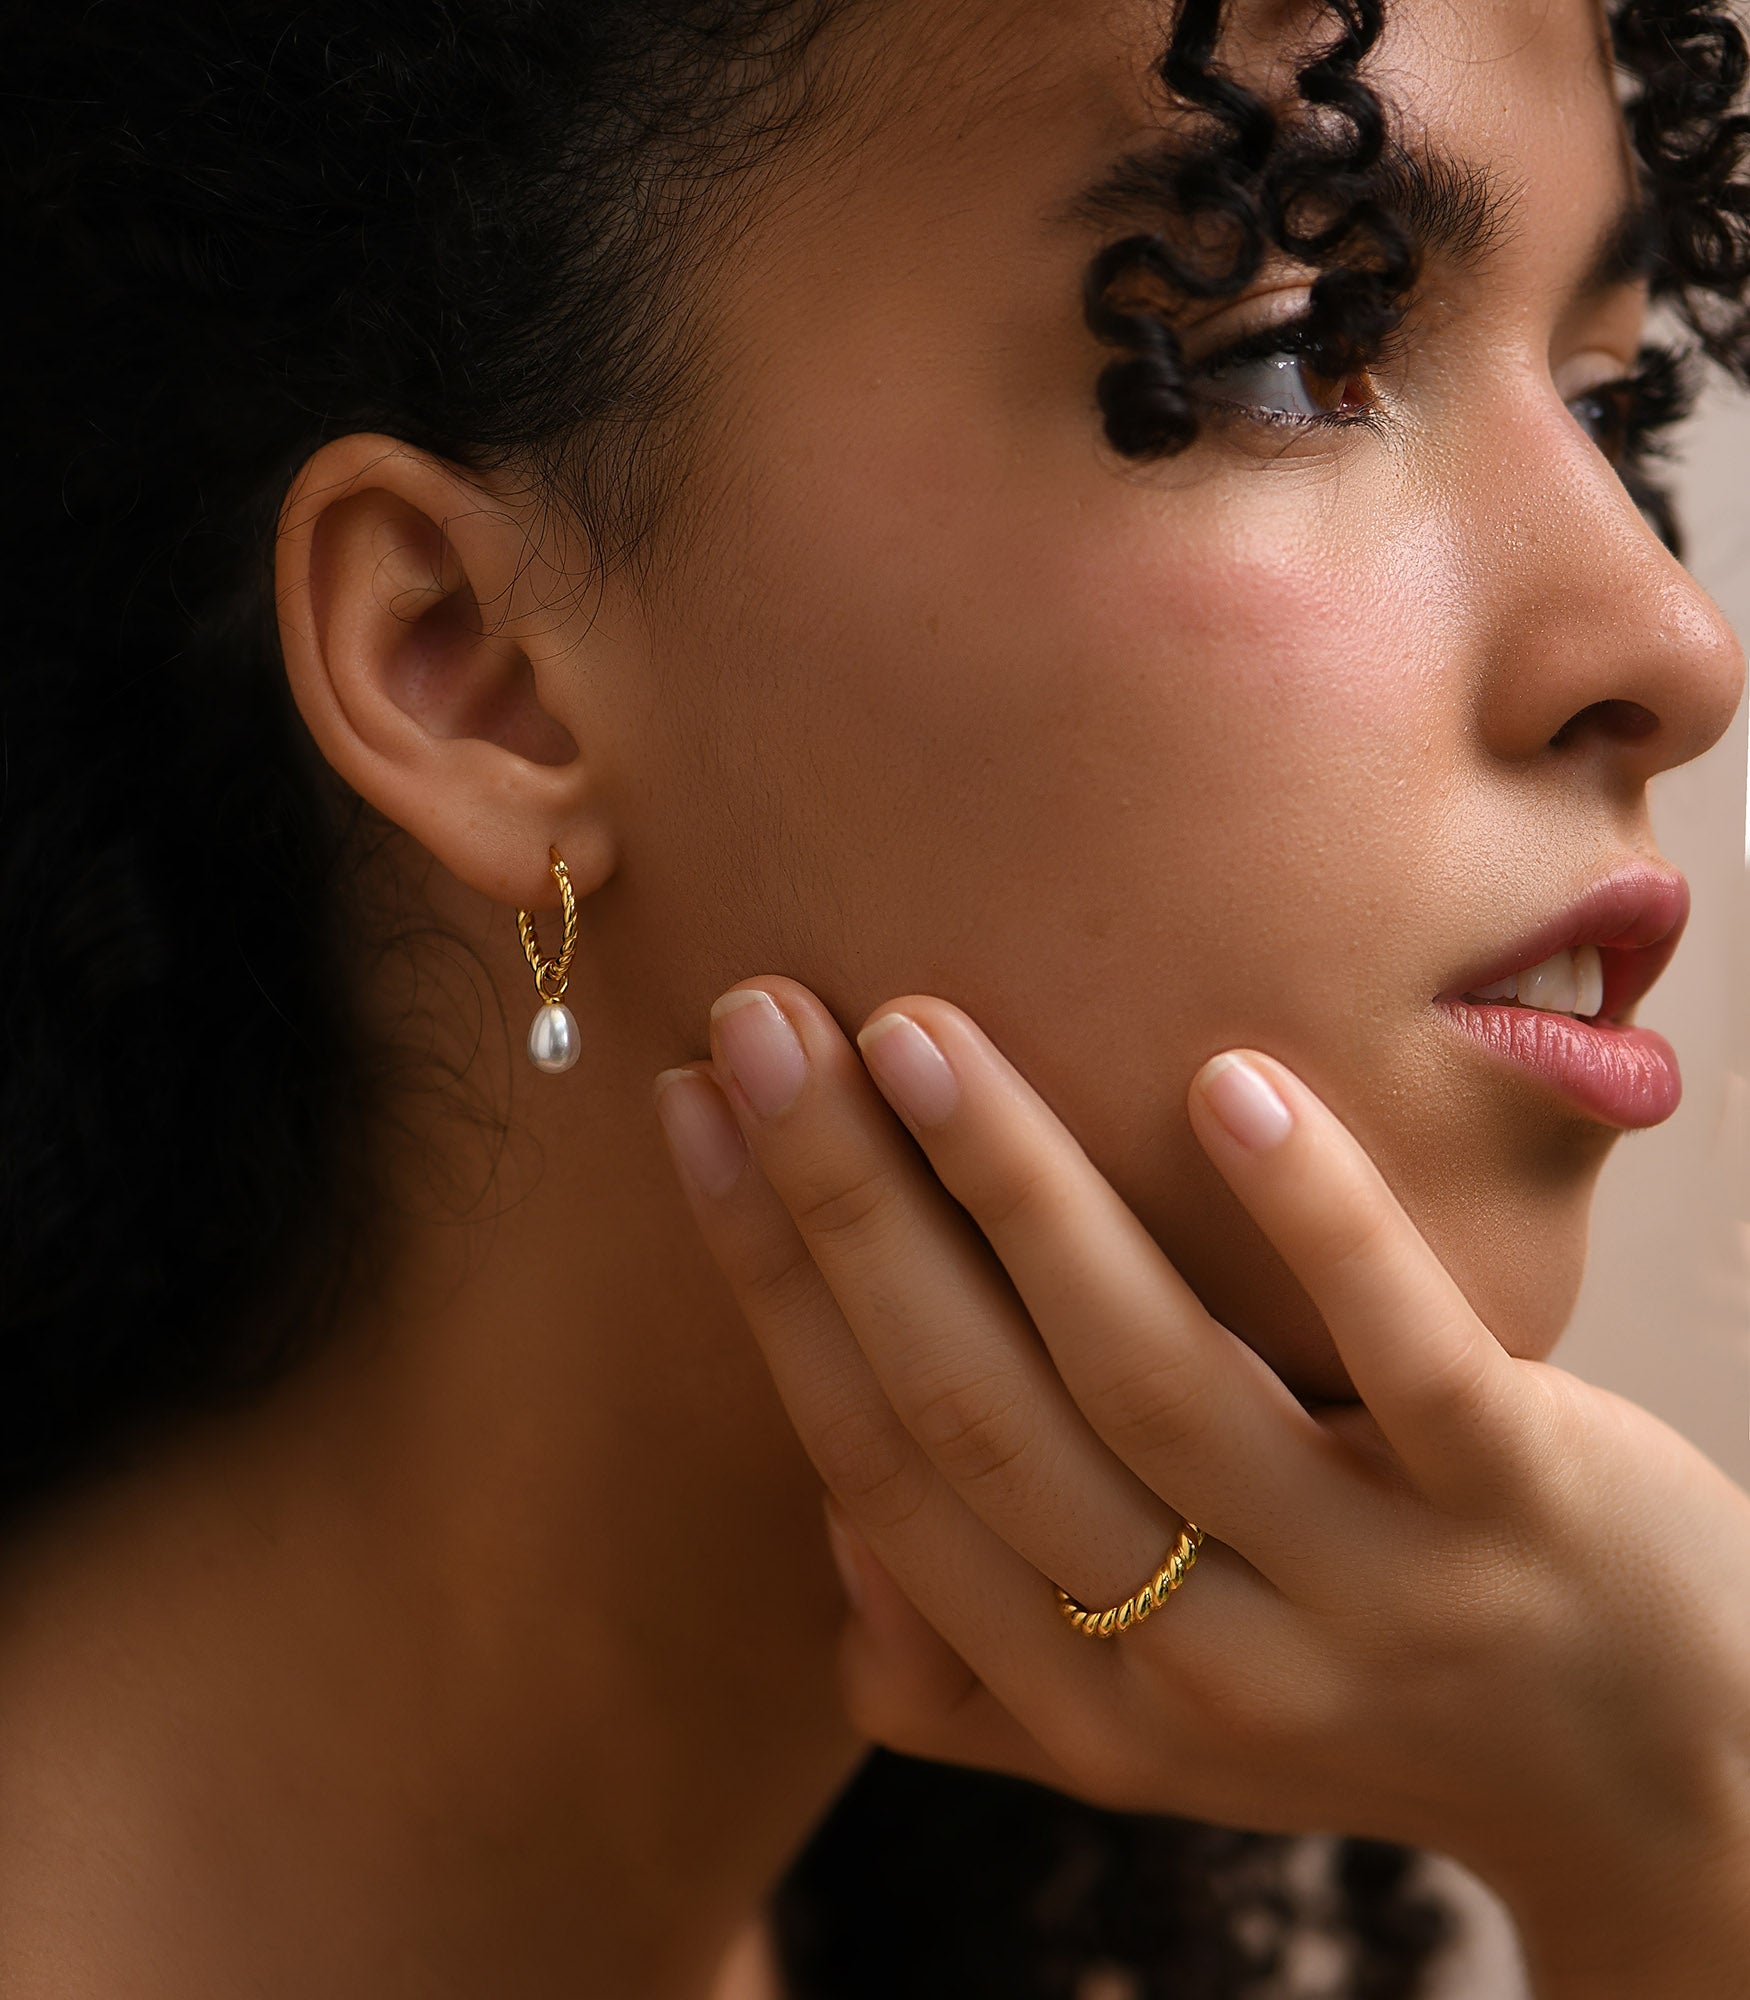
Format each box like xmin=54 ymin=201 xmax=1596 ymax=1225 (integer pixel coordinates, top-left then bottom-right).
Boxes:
xmin=1149 ymin=1122 xmax=1606 ymax=1407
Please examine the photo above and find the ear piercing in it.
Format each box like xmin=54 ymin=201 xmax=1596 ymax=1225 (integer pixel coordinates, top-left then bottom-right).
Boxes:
xmin=517 ymin=846 xmax=580 ymax=1074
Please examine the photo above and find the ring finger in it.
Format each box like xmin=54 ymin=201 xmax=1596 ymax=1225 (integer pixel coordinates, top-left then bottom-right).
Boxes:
xmin=654 ymin=1061 xmax=1286 ymax=1770
xmin=699 ymin=978 xmax=1337 ymax=1593
xmin=687 ymin=1003 xmax=1190 ymax=1613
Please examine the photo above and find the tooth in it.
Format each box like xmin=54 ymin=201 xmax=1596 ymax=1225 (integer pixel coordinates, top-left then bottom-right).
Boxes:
xmin=1473 ymin=975 xmax=1518 ymax=1001
xmin=1519 ymin=949 xmax=1579 ymax=1014
xmin=1573 ymin=944 xmax=1604 ymax=1019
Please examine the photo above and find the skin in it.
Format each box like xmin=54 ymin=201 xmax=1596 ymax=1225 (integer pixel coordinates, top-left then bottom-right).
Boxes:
xmin=671 ymin=1004 xmax=1750 ymax=1997
xmin=0 ymin=0 xmax=1746 ymax=1996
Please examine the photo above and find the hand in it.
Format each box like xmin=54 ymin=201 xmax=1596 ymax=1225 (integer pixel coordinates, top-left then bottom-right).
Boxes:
xmin=651 ymin=979 xmax=1750 ymax=1993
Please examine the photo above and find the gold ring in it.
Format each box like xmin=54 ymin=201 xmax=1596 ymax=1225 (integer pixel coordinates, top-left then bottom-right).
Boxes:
xmin=1054 ymin=1523 xmax=1204 ymax=1637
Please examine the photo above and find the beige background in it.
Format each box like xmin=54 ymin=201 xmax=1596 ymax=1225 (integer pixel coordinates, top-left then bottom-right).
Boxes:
xmin=1414 ymin=365 xmax=1750 ymax=1999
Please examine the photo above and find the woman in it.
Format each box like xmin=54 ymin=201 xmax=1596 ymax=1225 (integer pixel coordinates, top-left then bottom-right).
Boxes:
xmin=4 ymin=0 xmax=1748 ymax=1994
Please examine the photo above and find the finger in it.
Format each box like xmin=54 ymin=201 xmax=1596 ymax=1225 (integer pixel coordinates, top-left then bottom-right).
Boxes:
xmin=818 ymin=1470 xmax=1294 ymax=1818
xmin=814 ymin=1451 xmax=1276 ymax=1801
xmin=823 ymin=1498 xmax=1084 ymax=1796
xmin=829 ymin=991 xmax=1360 ymax=1577
xmin=651 ymin=1064 xmax=1273 ymax=1789
xmin=699 ymin=985 xmax=1190 ymax=1611
xmin=1186 ymin=1049 xmax=1537 ymax=1512
xmin=651 ymin=1061 xmax=1131 ymax=1717
xmin=651 ymin=1064 xmax=909 ymax=1514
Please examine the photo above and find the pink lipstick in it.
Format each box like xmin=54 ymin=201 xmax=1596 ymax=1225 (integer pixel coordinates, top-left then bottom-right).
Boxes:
xmin=1433 ymin=866 xmax=1690 ymax=1129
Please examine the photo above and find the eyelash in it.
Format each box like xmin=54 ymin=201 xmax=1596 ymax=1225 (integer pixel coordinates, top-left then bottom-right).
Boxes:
xmin=1190 ymin=319 xmax=1391 ymax=434
xmin=1190 ymin=323 xmax=1693 ymax=473
xmin=1567 ymin=343 xmax=1694 ymax=501
xmin=1186 ymin=322 xmax=1694 ymax=548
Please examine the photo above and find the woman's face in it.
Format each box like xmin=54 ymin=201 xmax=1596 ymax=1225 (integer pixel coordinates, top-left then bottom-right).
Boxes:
xmin=600 ymin=0 xmax=1745 ymax=1398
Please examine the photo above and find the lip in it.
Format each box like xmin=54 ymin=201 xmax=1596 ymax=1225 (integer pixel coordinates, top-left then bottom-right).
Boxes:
xmin=1436 ymin=864 xmax=1690 ymax=1022
xmin=1433 ymin=863 xmax=1690 ymax=1129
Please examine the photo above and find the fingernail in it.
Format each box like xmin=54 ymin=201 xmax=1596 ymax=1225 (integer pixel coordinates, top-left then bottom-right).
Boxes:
xmin=856 ymin=1013 xmax=960 ymax=1128
xmin=653 ymin=1068 xmax=749 ymax=1198
xmin=1197 ymin=1053 xmax=1294 ymax=1151
xmin=710 ymin=989 xmax=807 ymax=1119
xmin=822 ymin=1497 xmax=866 ymax=1615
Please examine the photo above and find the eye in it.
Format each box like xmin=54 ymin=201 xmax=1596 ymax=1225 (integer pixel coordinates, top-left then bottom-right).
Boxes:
xmin=1195 ymin=334 xmax=1379 ymax=425
xmin=1567 ymin=379 xmax=1638 ymax=468
xmin=1559 ymin=347 xmax=1695 ymax=553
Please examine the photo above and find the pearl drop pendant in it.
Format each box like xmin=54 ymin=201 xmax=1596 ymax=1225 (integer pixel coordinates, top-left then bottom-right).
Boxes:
xmin=528 ymin=1001 xmax=581 ymax=1074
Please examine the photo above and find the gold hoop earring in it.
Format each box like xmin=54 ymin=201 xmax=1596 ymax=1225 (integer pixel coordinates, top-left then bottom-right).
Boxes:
xmin=517 ymin=846 xmax=580 ymax=1074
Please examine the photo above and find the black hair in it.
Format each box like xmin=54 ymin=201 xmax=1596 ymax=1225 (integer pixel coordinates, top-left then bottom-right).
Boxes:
xmin=4 ymin=4 xmax=1748 ymax=1994
xmin=770 ymin=1750 xmax=1454 ymax=1999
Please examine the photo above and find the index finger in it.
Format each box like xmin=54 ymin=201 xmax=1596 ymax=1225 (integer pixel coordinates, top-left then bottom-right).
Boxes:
xmin=842 ymin=993 xmax=1361 ymax=1568
xmin=1186 ymin=1050 xmax=1545 ymax=1513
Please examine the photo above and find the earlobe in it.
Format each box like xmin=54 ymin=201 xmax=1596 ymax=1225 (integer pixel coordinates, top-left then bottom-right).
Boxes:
xmin=274 ymin=433 xmax=609 ymax=910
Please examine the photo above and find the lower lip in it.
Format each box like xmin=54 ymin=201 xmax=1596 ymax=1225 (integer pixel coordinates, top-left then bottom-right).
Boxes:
xmin=1434 ymin=1001 xmax=1682 ymax=1129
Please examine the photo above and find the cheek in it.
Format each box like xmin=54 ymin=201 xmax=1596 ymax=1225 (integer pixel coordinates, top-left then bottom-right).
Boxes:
xmin=646 ymin=424 xmax=1592 ymax=1393
xmin=872 ymin=468 xmax=1462 ymax=1013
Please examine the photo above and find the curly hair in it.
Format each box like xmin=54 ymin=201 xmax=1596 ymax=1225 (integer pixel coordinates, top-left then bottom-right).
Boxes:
xmin=3 ymin=3 xmax=1748 ymax=1995
xmin=769 ymin=1749 xmax=1455 ymax=1999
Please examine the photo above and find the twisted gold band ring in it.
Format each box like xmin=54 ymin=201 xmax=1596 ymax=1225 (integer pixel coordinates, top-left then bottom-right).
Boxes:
xmin=1054 ymin=1523 xmax=1204 ymax=1637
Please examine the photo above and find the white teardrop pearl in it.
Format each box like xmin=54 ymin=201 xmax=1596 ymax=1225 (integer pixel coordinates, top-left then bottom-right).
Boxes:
xmin=527 ymin=1002 xmax=581 ymax=1074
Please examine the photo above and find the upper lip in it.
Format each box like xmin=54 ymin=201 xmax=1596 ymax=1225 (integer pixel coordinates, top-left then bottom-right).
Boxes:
xmin=1436 ymin=863 xmax=1691 ymax=1024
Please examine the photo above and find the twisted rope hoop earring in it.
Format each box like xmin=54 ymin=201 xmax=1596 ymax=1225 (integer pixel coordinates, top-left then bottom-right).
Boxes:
xmin=517 ymin=846 xmax=580 ymax=1074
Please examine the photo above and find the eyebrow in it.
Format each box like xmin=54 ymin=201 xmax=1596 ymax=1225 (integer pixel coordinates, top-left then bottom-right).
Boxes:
xmin=1053 ymin=131 xmax=1653 ymax=303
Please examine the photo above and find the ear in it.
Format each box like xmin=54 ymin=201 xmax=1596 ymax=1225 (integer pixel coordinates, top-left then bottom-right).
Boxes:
xmin=274 ymin=433 xmax=616 ymax=911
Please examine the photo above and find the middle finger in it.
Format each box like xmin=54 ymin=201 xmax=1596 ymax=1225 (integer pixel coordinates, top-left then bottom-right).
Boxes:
xmin=709 ymin=983 xmax=1182 ymax=1610
xmin=708 ymin=977 xmax=1356 ymax=1592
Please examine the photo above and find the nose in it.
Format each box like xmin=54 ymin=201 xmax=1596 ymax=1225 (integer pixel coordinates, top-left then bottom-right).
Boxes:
xmin=1469 ymin=401 xmax=1746 ymax=790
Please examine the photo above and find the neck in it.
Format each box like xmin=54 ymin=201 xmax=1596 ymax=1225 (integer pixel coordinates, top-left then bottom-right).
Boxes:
xmin=0 ymin=1035 xmax=863 ymax=2000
